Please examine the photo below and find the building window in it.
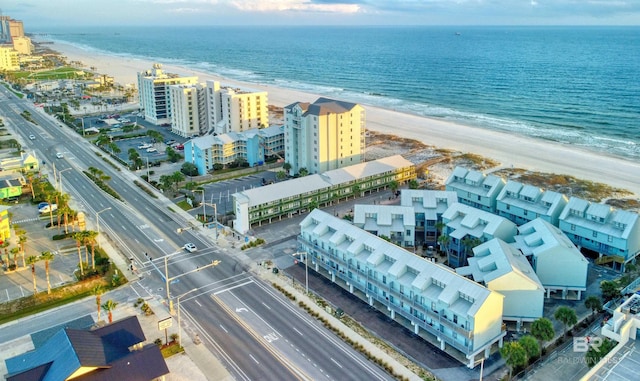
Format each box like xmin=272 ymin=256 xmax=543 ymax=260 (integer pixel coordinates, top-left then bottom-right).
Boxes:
xmin=592 ymin=231 xmax=598 ymax=238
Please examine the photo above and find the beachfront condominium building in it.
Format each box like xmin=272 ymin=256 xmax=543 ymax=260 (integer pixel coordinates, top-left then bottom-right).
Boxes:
xmin=169 ymin=83 xmax=207 ymax=138
xmin=185 ymin=126 xmax=284 ymax=175
xmin=558 ymin=197 xmax=640 ymax=271
xmin=400 ymin=190 xmax=459 ymax=247
xmin=11 ymin=36 xmax=31 ymax=55
xmin=284 ymin=97 xmax=365 ymax=176
xmin=513 ymin=218 xmax=588 ymax=299
xmin=0 ymin=45 xmax=19 ymax=71
xmin=456 ymin=238 xmax=544 ymax=325
xmin=298 ymin=209 xmax=506 ymax=368
xmin=205 ymin=80 xmax=268 ymax=135
xmin=233 ymin=155 xmax=416 ymax=234
xmin=137 ymin=64 xmax=198 ymax=125
xmin=496 ymin=181 xmax=567 ymax=226
xmin=0 ymin=16 xmax=24 ymax=44
xmin=445 ymin=166 xmax=505 ymax=213
xmin=353 ymin=205 xmax=416 ymax=248
xmin=441 ymin=203 xmax=518 ymax=268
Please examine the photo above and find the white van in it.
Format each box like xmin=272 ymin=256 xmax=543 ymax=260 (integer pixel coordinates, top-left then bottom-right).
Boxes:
xmin=39 ymin=203 xmax=58 ymax=213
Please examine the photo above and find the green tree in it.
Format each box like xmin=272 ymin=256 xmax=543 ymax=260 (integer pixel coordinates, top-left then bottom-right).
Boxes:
xmin=408 ymin=179 xmax=419 ymax=189
xmin=40 ymin=251 xmax=55 ymax=294
xmin=181 ymin=162 xmax=199 ymax=177
xmin=84 ymin=230 xmax=99 ymax=269
xmin=298 ymin=167 xmax=309 ymax=177
xmin=530 ymin=317 xmax=555 ymax=348
xmin=26 ymin=255 xmax=40 ymax=294
xmin=92 ymin=285 xmax=104 ymax=322
xmin=158 ymin=175 xmax=173 ymax=191
xmin=276 ymin=170 xmax=286 ymax=181
xmin=585 ymin=296 xmax=603 ymax=317
xmin=170 ymin=171 xmax=185 ymax=192
xmin=554 ymin=306 xmax=578 ymax=337
xmin=500 ymin=341 xmax=528 ymax=379
xmin=389 ymin=180 xmax=399 ymax=195
xmin=437 ymin=234 xmax=451 ymax=256
xmin=282 ymin=162 xmax=292 ymax=174
xmin=600 ymin=280 xmax=620 ymax=301
xmin=102 ymin=299 xmax=119 ymax=324
xmin=585 ymin=338 xmax=616 ymax=368
xmin=519 ymin=335 xmax=540 ymax=361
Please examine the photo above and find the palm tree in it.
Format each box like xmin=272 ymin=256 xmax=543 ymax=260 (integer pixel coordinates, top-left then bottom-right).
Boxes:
xmin=16 ymin=229 xmax=27 ymax=268
xmin=437 ymin=234 xmax=451 ymax=257
xmin=73 ymin=231 xmax=85 ymax=276
xmin=10 ymin=247 xmax=20 ymax=269
xmin=531 ymin=317 xmax=555 ymax=349
xmin=585 ymin=296 xmax=603 ymax=317
xmin=84 ymin=231 xmax=99 ymax=269
xmin=434 ymin=221 xmax=446 ymax=248
xmin=26 ymin=255 xmax=40 ymax=294
xmin=44 ymin=190 xmax=57 ymax=226
xmin=40 ymin=251 xmax=55 ymax=294
xmin=298 ymin=168 xmax=309 ymax=177
xmin=92 ymin=285 xmax=104 ymax=322
xmin=554 ymin=306 xmax=577 ymax=337
xmin=389 ymin=180 xmax=399 ymax=197
xmin=102 ymin=299 xmax=119 ymax=323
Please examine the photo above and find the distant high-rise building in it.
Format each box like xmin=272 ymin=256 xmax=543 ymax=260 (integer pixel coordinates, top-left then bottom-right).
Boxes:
xmin=284 ymin=97 xmax=365 ymax=176
xmin=137 ymin=64 xmax=198 ymax=125
xmin=205 ymin=80 xmax=268 ymax=135
xmin=11 ymin=36 xmax=32 ymax=55
xmin=169 ymin=83 xmax=207 ymax=138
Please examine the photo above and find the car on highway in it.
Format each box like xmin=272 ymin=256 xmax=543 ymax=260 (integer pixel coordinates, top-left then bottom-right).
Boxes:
xmin=184 ymin=243 xmax=197 ymax=253
xmin=29 ymin=134 xmax=36 ymax=140
xmin=55 ymin=152 xmax=64 ymax=159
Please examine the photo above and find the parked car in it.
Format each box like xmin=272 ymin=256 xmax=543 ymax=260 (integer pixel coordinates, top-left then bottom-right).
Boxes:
xmin=165 ymin=139 xmax=176 ymax=145
xmin=146 ymin=147 xmax=157 ymax=153
xmin=38 ymin=203 xmax=58 ymax=213
xmin=184 ymin=243 xmax=197 ymax=253
xmin=29 ymin=134 xmax=36 ymax=140
xmin=56 ymin=152 xmax=64 ymax=159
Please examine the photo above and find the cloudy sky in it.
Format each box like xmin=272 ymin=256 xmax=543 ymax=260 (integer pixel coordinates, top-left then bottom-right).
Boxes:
xmin=4 ymin=0 xmax=639 ymax=28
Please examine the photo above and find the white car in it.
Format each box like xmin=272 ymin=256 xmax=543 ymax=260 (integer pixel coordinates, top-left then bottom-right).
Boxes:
xmin=184 ymin=243 xmax=197 ymax=253
xmin=146 ymin=147 xmax=157 ymax=153
xmin=38 ymin=203 xmax=58 ymax=214
xmin=56 ymin=152 xmax=64 ymax=159
xmin=29 ymin=134 xmax=36 ymax=140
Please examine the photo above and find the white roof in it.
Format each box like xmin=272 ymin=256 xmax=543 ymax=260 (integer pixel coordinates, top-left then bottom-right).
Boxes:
xmin=456 ymin=238 xmax=543 ymax=290
xmin=301 ymin=209 xmax=496 ymax=317
xmin=445 ymin=166 xmax=504 ymax=198
xmin=497 ymin=180 xmax=566 ymax=218
xmin=442 ymin=203 xmax=516 ymax=240
xmin=353 ymin=205 xmax=416 ymax=228
xmin=322 ymin=155 xmax=413 ymax=185
xmin=560 ymin=197 xmax=639 ymax=239
xmin=513 ymin=218 xmax=586 ymax=262
xmin=234 ymin=155 xmax=413 ymax=208
xmin=400 ymin=190 xmax=458 ymax=220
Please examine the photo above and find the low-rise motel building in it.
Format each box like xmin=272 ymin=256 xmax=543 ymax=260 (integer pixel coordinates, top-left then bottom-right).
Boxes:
xmin=298 ymin=209 xmax=506 ymax=368
xmin=400 ymin=189 xmax=458 ymax=247
xmin=353 ymin=204 xmax=416 ymax=248
xmin=445 ymin=166 xmax=506 ymax=213
xmin=232 ymin=155 xmax=416 ymax=234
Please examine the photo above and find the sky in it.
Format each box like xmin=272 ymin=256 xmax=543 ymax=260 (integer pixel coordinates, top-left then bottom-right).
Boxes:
xmin=3 ymin=0 xmax=640 ymax=28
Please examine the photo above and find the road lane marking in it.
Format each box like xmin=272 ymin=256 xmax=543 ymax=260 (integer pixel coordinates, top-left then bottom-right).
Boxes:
xmin=330 ymin=358 xmax=343 ymax=368
xmin=292 ymin=327 xmax=303 ymax=336
xmin=220 ymin=324 xmax=228 ymax=333
xmin=213 ymin=280 xmax=254 ymax=295
xmin=249 ymin=354 xmax=259 ymax=364
xmin=195 ymin=299 xmax=202 ymax=307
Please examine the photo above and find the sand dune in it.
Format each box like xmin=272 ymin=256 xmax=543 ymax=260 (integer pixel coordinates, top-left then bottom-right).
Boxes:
xmin=46 ymin=40 xmax=640 ymax=197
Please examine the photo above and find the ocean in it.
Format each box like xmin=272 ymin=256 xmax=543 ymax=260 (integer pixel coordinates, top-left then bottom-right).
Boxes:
xmin=37 ymin=26 xmax=640 ymax=160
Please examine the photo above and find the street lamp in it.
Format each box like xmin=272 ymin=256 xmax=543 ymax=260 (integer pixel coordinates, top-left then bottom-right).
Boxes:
xmin=176 ymin=288 xmax=197 ymax=349
xmin=292 ymin=251 xmax=309 ymax=294
xmin=197 ymin=189 xmax=205 ymax=224
xmin=96 ymin=207 xmax=112 ymax=247
xmin=201 ymin=201 xmax=218 ymax=240
xmin=57 ymin=168 xmax=72 ymax=192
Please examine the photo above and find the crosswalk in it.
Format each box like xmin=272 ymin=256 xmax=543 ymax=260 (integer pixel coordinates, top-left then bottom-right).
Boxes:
xmin=12 ymin=217 xmax=42 ymax=224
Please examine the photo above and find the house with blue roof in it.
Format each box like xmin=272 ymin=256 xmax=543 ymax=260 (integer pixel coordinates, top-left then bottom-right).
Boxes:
xmin=5 ymin=315 xmax=169 ymax=381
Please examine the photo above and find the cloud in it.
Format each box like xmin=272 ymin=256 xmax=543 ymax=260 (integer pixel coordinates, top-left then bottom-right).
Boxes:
xmin=229 ymin=0 xmax=362 ymax=13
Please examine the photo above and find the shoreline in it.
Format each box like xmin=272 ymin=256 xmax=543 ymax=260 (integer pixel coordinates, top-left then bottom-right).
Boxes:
xmin=39 ymin=39 xmax=640 ymax=198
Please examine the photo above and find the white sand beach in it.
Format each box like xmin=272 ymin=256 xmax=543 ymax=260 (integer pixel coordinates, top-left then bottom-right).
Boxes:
xmin=47 ymin=40 xmax=640 ymax=197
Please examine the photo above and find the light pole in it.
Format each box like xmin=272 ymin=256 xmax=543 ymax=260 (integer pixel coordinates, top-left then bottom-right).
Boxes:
xmin=96 ymin=207 xmax=112 ymax=247
xmin=292 ymin=251 xmax=309 ymax=294
xmin=165 ymin=255 xmax=221 ymax=314
xmin=197 ymin=189 xmax=205 ymax=224
xmin=57 ymin=168 xmax=72 ymax=192
xmin=176 ymin=288 xmax=197 ymax=349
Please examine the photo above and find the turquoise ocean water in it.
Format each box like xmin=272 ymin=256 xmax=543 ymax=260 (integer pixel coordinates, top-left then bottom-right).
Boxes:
xmin=38 ymin=26 xmax=640 ymax=160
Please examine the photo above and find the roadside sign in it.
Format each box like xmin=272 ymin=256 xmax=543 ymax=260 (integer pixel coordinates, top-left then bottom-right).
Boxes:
xmin=158 ymin=317 xmax=173 ymax=330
